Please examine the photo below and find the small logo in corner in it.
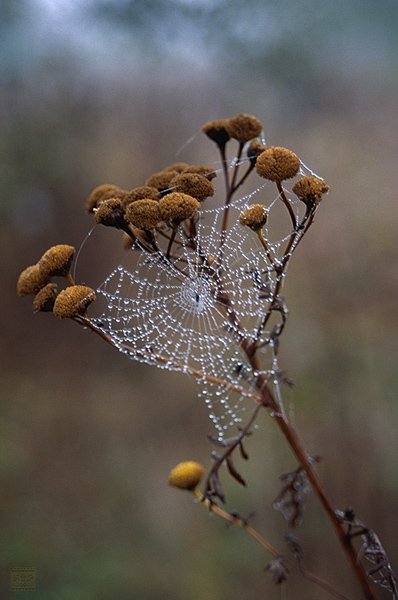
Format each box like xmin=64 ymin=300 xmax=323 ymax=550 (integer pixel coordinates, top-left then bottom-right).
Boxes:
xmin=10 ymin=567 xmax=36 ymax=591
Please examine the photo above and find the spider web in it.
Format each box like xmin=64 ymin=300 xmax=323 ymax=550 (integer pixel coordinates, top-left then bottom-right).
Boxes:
xmin=93 ymin=168 xmax=307 ymax=437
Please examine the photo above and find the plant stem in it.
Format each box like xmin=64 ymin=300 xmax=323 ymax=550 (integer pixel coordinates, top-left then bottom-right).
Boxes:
xmin=259 ymin=384 xmax=377 ymax=600
xmin=193 ymin=490 xmax=353 ymax=600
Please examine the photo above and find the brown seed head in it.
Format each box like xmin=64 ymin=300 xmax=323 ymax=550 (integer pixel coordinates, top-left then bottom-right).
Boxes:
xmin=123 ymin=186 xmax=159 ymax=207
xmin=201 ymin=119 xmax=230 ymax=148
xmin=247 ymin=140 xmax=268 ymax=165
xmin=17 ymin=265 xmax=50 ymax=296
xmin=94 ymin=198 xmax=126 ymax=228
xmin=168 ymin=461 xmax=205 ymax=491
xmin=125 ymin=199 xmax=162 ymax=229
xmin=145 ymin=170 xmax=179 ymax=193
xmin=182 ymin=164 xmax=217 ymax=181
xmin=239 ymin=204 xmax=268 ymax=230
xmin=39 ymin=245 xmax=76 ymax=278
xmin=159 ymin=192 xmax=201 ymax=223
xmin=256 ymin=147 xmax=300 ymax=182
xmin=53 ymin=285 xmax=96 ymax=318
xmin=171 ymin=173 xmax=215 ymax=202
xmin=85 ymin=184 xmax=124 ymax=213
xmin=292 ymin=176 xmax=329 ymax=206
xmin=163 ymin=162 xmax=190 ymax=173
xmin=33 ymin=283 xmax=58 ymax=313
xmin=225 ymin=113 xmax=263 ymax=144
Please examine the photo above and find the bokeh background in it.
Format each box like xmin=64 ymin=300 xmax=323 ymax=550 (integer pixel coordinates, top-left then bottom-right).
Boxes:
xmin=2 ymin=0 xmax=398 ymax=598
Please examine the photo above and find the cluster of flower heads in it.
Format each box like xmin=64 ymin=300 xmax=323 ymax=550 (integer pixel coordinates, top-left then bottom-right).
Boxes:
xmin=17 ymin=244 xmax=96 ymax=318
xmin=17 ymin=113 xmax=329 ymax=322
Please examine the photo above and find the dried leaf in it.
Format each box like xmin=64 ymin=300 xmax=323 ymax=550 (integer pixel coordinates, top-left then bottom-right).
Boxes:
xmin=226 ymin=455 xmax=247 ymax=486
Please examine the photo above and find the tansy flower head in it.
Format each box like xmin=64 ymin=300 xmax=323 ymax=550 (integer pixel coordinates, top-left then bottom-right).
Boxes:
xmin=171 ymin=173 xmax=215 ymax=202
xmin=85 ymin=184 xmax=125 ymax=213
xmin=225 ymin=113 xmax=263 ymax=144
xmin=53 ymin=285 xmax=96 ymax=318
xmin=145 ymin=170 xmax=179 ymax=194
xmin=182 ymin=164 xmax=217 ymax=181
xmin=201 ymin=119 xmax=230 ymax=148
xmin=168 ymin=461 xmax=205 ymax=491
xmin=247 ymin=140 xmax=268 ymax=166
xmin=163 ymin=162 xmax=190 ymax=173
xmin=239 ymin=204 xmax=268 ymax=230
xmin=94 ymin=198 xmax=126 ymax=228
xmin=125 ymin=199 xmax=162 ymax=230
xmin=256 ymin=147 xmax=300 ymax=182
xmin=17 ymin=265 xmax=50 ymax=296
xmin=33 ymin=283 xmax=58 ymax=313
xmin=159 ymin=192 xmax=201 ymax=223
xmin=123 ymin=186 xmax=159 ymax=207
xmin=292 ymin=176 xmax=329 ymax=206
xmin=39 ymin=245 xmax=76 ymax=279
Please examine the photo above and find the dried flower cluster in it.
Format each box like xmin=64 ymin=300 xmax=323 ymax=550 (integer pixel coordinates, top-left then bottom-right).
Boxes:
xmin=18 ymin=113 xmax=394 ymax=600
xmin=17 ymin=244 xmax=95 ymax=318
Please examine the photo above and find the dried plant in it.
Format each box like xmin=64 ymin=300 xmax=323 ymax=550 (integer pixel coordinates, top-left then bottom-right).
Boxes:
xmin=18 ymin=113 xmax=396 ymax=599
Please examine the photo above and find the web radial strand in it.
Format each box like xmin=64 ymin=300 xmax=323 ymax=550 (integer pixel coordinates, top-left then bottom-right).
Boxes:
xmin=95 ymin=190 xmax=302 ymax=436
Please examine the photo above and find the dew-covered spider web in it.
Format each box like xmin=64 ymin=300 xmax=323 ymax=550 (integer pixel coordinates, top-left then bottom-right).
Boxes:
xmin=92 ymin=162 xmax=316 ymax=437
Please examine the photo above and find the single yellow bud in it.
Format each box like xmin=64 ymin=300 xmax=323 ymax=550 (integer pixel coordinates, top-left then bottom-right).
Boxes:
xmin=168 ymin=461 xmax=205 ymax=491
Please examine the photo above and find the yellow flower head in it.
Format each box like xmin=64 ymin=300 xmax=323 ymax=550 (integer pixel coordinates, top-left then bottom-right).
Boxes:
xmin=171 ymin=173 xmax=215 ymax=202
xmin=33 ymin=283 xmax=58 ymax=313
xmin=292 ymin=176 xmax=329 ymax=206
xmin=39 ymin=245 xmax=76 ymax=279
xmin=17 ymin=265 xmax=50 ymax=296
xmin=125 ymin=199 xmax=162 ymax=230
xmin=145 ymin=170 xmax=179 ymax=193
xmin=225 ymin=113 xmax=263 ymax=144
xmin=256 ymin=147 xmax=300 ymax=182
xmin=182 ymin=164 xmax=217 ymax=181
xmin=53 ymin=285 xmax=96 ymax=318
xmin=163 ymin=162 xmax=190 ymax=173
xmin=123 ymin=186 xmax=159 ymax=207
xmin=201 ymin=119 xmax=230 ymax=148
xmin=86 ymin=184 xmax=125 ymax=213
xmin=94 ymin=198 xmax=126 ymax=228
xmin=247 ymin=140 xmax=268 ymax=165
xmin=159 ymin=192 xmax=201 ymax=223
xmin=239 ymin=204 xmax=268 ymax=230
xmin=168 ymin=461 xmax=205 ymax=491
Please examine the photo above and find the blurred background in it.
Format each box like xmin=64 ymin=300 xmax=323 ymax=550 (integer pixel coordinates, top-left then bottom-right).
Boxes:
xmin=2 ymin=0 xmax=398 ymax=598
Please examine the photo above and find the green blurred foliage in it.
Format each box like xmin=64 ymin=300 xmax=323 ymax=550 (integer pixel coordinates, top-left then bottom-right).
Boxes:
xmin=1 ymin=0 xmax=398 ymax=598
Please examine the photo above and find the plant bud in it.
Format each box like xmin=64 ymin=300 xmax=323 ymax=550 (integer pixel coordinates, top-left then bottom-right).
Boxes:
xmin=168 ymin=461 xmax=205 ymax=491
